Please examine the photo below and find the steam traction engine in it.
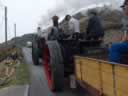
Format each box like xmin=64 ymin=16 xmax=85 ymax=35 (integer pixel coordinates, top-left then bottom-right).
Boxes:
xmin=32 ymin=33 xmax=107 ymax=92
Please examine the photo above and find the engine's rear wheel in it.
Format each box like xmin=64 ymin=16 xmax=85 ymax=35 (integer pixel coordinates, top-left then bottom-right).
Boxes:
xmin=43 ymin=41 xmax=64 ymax=92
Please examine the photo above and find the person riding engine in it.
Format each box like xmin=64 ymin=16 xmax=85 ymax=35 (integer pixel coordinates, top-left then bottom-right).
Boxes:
xmin=64 ymin=15 xmax=80 ymax=39
xmin=48 ymin=15 xmax=64 ymax=40
xmin=86 ymin=10 xmax=104 ymax=40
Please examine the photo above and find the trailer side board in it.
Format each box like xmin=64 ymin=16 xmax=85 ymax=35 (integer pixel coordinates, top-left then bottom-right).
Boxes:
xmin=75 ymin=56 xmax=128 ymax=96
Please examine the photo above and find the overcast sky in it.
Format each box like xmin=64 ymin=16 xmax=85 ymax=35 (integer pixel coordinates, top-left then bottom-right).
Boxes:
xmin=0 ymin=0 xmax=123 ymax=43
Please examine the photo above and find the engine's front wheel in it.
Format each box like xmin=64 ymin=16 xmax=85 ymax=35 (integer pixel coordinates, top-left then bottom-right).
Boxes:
xmin=32 ymin=41 xmax=39 ymax=65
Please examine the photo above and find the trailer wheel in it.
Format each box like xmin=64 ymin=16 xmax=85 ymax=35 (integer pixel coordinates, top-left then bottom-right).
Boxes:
xmin=43 ymin=41 xmax=64 ymax=92
xmin=32 ymin=41 xmax=39 ymax=65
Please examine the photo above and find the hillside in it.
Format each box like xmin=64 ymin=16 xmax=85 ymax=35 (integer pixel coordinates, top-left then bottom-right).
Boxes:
xmin=0 ymin=33 xmax=35 ymax=48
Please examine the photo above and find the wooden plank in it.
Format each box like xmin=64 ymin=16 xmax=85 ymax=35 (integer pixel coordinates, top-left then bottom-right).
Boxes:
xmin=115 ymin=65 xmax=128 ymax=95
xmin=75 ymin=58 xmax=83 ymax=80
xmin=77 ymin=57 xmax=102 ymax=92
xmin=85 ymin=60 xmax=100 ymax=70
xmin=81 ymin=60 xmax=101 ymax=90
xmin=82 ymin=63 xmax=89 ymax=84
xmin=81 ymin=59 xmax=88 ymax=83
xmin=116 ymin=77 xmax=128 ymax=93
xmin=80 ymin=59 xmax=88 ymax=67
xmin=80 ymin=81 xmax=100 ymax=96
xmin=101 ymin=64 xmax=114 ymax=96
xmin=116 ymin=91 xmax=128 ymax=96
xmin=87 ymin=79 xmax=101 ymax=90
xmin=101 ymin=63 xmax=113 ymax=73
xmin=102 ymin=84 xmax=114 ymax=96
xmin=76 ymin=70 xmax=81 ymax=80
xmin=102 ymin=72 xmax=113 ymax=85
xmin=75 ymin=62 xmax=81 ymax=80
xmin=80 ymin=58 xmax=100 ymax=71
xmin=82 ymin=67 xmax=99 ymax=80
xmin=115 ymin=65 xmax=128 ymax=78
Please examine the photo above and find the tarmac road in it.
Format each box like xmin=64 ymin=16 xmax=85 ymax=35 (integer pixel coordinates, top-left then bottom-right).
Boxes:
xmin=22 ymin=47 xmax=87 ymax=96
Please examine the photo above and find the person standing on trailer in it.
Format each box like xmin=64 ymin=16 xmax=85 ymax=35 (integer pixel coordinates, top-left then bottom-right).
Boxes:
xmin=86 ymin=10 xmax=104 ymax=40
xmin=109 ymin=1 xmax=128 ymax=64
xmin=62 ymin=16 xmax=70 ymax=34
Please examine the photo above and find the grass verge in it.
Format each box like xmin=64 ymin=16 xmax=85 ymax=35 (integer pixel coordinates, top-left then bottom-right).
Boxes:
xmin=11 ymin=61 xmax=30 ymax=85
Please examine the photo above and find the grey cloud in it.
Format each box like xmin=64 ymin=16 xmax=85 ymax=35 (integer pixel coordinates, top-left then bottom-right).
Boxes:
xmin=40 ymin=0 xmax=122 ymax=29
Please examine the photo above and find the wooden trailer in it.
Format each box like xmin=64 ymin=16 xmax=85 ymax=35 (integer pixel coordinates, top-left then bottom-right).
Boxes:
xmin=75 ymin=56 xmax=128 ymax=96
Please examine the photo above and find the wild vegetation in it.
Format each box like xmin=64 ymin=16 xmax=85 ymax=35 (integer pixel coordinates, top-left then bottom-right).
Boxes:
xmin=0 ymin=46 xmax=29 ymax=89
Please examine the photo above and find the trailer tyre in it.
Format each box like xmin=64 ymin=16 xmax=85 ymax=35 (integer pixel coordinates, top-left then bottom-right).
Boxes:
xmin=44 ymin=41 xmax=64 ymax=92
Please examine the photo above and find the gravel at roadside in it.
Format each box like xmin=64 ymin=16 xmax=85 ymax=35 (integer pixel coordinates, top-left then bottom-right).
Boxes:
xmin=0 ymin=85 xmax=29 ymax=96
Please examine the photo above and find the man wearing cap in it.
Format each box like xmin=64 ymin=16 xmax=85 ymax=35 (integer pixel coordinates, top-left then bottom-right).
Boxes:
xmin=109 ymin=1 xmax=128 ymax=64
xmin=48 ymin=15 xmax=62 ymax=40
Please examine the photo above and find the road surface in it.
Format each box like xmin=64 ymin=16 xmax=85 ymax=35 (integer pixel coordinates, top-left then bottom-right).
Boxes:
xmin=22 ymin=47 xmax=87 ymax=96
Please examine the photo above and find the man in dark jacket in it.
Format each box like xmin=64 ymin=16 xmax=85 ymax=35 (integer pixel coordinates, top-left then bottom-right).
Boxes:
xmin=109 ymin=1 xmax=128 ymax=64
xmin=86 ymin=10 xmax=104 ymax=40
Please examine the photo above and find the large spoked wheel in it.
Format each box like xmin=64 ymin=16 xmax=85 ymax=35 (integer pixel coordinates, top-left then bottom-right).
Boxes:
xmin=43 ymin=41 xmax=64 ymax=92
